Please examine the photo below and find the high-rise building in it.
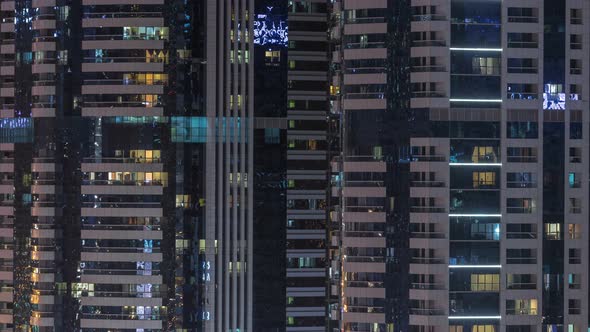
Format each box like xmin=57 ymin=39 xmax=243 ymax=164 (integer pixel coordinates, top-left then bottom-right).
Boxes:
xmin=329 ymin=0 xmax=412 ymax=331
xmin=331 ymin=0 xmax=590 ymax=332
xmin=0 ymin=0 xmax=332 ymax=331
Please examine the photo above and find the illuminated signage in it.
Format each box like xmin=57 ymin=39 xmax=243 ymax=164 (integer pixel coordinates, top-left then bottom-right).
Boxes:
xmin=253 ymin=6 xmax=288 ymax=46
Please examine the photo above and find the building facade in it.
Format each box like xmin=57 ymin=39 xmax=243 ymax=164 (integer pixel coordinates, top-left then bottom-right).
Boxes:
xmin=406 ymin=0 xmax=589 ymax=332
xmin=331 ymin=0 xmax=590 ymax=332
xmin=329 ymin=0 xmax=412 ymax=331
xmin=0 ymin=0 xmax=331 ymax=330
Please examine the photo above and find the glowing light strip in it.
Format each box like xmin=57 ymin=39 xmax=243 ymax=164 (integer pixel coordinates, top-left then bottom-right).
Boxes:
xmin=449 ymin=48 xmax=502 ymax=52
xmin=449 ymin=316 xmax=502 ymax=320
xmin=449 ymin=163 xmax=502 ymax=166
xmin=449 ymin=214 xmax=502 ymax=218
xmin=449 ymin=265 xmax=502 ymax=269
xmin=449 ymin=99 xmax=502 ymax=103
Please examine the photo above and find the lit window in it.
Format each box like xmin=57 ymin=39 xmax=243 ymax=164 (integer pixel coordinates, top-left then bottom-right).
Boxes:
xmin=472 ymin=146 xmax=497 ymax=163
xmin=175 ymin=195 xmax=190 ymax=208
xmin=472 ymin=172 xmax=496 ymax=188
xmin=568 ymin=224 xmax=581 ymax=239
xmin=506 ymin=299 xmax=537 ymax=315
xmin=544 ymin=223 xmax=561 ymax=240
xmin=472 ymin=326 xmax=495 ymax=332
xmin=470 ymin=274 xmax=500 ymax=291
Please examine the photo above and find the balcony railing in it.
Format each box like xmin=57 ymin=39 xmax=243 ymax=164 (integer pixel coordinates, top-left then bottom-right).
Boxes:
xmin=507 ymin=16 xmax=538 ymax=23
xmin=411 ymin=232 xmax=446 ymax=239
xmin=410 ymin=206 xmax=446 ymax=213
xmin=412 ymin=15 xmax=447 ymax=22
xmin=507 ymin=41 xmax=538 ymax=48
xmin=410 ymin=282 xmax=445 ymax=290
xmin=507 ymin=155 xmax=537 ymax=163
xmin=410 ymin=257 xmax=445 ymax=264
xmin=506 ymin=181 xmax=536 ymax=188
xmin=412 ymin=40 xmax=446 ymax=47
xmin=411 ymin=154 xmax=446 ymax=162
xmin=409 ymin=308 xmax=445 ymax=316
xmin=411 ymin=65 xmax=446 ymax=73
xmin=410 ymin=180 xmax=445 ymax=187
xmin=506 ymin=207 xmax=534 ymax=214
xmin=412 ymin=91 xmax=446 ymax=98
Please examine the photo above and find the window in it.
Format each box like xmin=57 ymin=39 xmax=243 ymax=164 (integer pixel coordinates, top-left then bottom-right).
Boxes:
xmin=123 ymin=73 xmax=168 ymax=85
xmin=175 ymin=195 xmax=190 ymax=208
xmin=570 ymin=34 xmax=582 ymax=49
xmin=571 ymin=9 xmax=582 ymax=24
xmin=568 ymin=299 xmax=581 ymax=314
xmin=507 ymin=147 xmax=536 ymax=163
xmin=544 ymin=223 xmax=561 ymax=240
xmin=507 ymin=274 xmax=535 ymax=290
xmin=506 ymin=172 xmax=535 ymax=188
xmin=472 ymin=325 xmax=496 ymax=332
xmin=265 ymin=50 xmax=281 ymax=64
xmin=568 ymin=172 xmax=581 ymax=188
xmin=507 ymin=198 xmax=535 ymax=214
xmin=506 ymin=299 xmax=538 ymax=315
xmin=123 ymin=26 xmax=169 ymax=40
xmin=470 ymin=274 xmax=499 ymax=291
xmin=506 ymin=249 xmax=536 ymax=264
xmin=568 ymin=224 xmax=581 ymax=239
xmin=569 ymin=198 xmax=581 ymax=213
xmin=568 ymin=274 xmax=581 ymax=289
xmin=569 ymin=147 xmax=581 ymax=163
xmin=471 ymin=146 xmax=497 ymax=163
xmin=472 ymin=172 xmax=496 ymax=188
xmin=264 ymin=128 xmax=280 ymax=144
xmin=569 ymin=248 xmax=581 ymax=264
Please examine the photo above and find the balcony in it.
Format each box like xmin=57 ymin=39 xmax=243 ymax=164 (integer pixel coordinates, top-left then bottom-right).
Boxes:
xmin=506 ymin=181 xmax=536 ymax=188
xmin=410 ymin=180 xmax=445 ymax=188
xmin=411 ymin=154 xmax=446 ymax=162
xmin=412 ymin=15 xmax=447 ymax=22
xmin=507 ymin=155 xmax=537 ymax=163
xmin=411 ymin=65 xmax=446 ymax=73
xmin=506 ymin=207 xmax=534 ymax=214
xmin=507 ymin=16 xmax=538 ymax=23
xmin=410 ymin=206 xmax=446 ymax=213
xmin=506 ymin=232 xmax=536 ymax=239
xmin=412 ymin=91 xmax=446 ymax=98
xmin=410 ymin=257 xmax=445 ymax=264
xmin=506 ymin=92 xmax=538 ymax=100
xmin=507 ymin=41 xmax=538 ymax=49
xmin=410 ymin=282 xmax=445 ymax=290
xmin=411 ymin=232 xmax=445 ymax=239
xmin=409 ymin=308 xmax=445 ymax=316
xmin=412 ymin=40 xmax=446 ymax=47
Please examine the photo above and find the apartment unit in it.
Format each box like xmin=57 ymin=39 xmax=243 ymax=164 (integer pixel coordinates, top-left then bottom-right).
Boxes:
xmin=407 ymin=0 xmax=589 ymax=332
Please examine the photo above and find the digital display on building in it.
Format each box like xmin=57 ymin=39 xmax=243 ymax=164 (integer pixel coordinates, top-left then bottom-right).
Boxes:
xmin=253 ymin=6 xmax=287 ymax=46
xmin=543 ymin=92 xmax=566 ymax=110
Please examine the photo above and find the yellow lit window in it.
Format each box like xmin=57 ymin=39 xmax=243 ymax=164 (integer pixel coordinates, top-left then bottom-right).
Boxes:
xmin=472 ymin=325 xmax=495 ymax=332
xmin=450 ymin=326 xmax=464 ymax=332
xmin=470 ymin=274 xmax=500 ymax=291
xmin=472 ymin=172 xmax=496 ymax=188
xmin=472 ymin=146 xmax=496 ymax=163
xmin=176 ymin=195 xmax=190 ymax=208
